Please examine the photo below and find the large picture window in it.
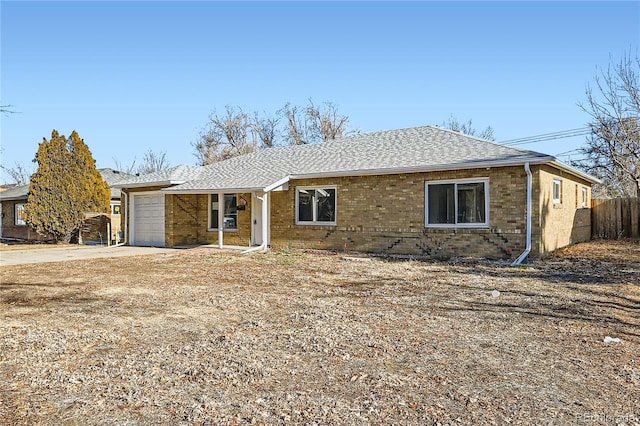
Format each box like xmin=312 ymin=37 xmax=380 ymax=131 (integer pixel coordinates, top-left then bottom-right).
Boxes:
xmin=209 ymin=194 xmax=237 ymax=231
xmin=15 ymin=203 xmax=26 ymax=226
xmin=296 ymin=186 xmax=337 ymax=225
xmin=425 ymin=179 xmax=489 ymax=227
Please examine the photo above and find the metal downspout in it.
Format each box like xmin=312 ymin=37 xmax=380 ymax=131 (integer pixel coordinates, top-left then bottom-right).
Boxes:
xmin=512 ymin=162 xmax=532 ymax=265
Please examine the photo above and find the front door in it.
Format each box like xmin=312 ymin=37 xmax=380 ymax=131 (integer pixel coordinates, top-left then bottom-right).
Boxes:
xmin=251 ymin=192 xmax=263 ymax=246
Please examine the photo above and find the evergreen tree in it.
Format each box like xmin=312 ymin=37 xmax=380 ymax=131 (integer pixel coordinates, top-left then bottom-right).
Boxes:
xmin=24 ymin=130 xmax=110 ymax=242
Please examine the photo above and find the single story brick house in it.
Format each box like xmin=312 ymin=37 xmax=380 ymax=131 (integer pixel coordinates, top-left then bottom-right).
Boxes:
xmin=0 ymin=168 xmax=131 ymax=243
xmin=114 ymin=126 xmax=599 ymax=261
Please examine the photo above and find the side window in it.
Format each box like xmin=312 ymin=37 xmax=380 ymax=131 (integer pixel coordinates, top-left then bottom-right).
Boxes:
xmin=553 ymin=179 xmax=562 ymax=204
xmin=15 ymin=203 xmax=27 ymax=226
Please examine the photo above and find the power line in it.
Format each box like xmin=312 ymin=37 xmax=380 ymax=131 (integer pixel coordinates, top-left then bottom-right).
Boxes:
xmin=499 ymin=127 xmax=591 ymax=146
xmin=554 ymin=148 xmax=582 ymax=156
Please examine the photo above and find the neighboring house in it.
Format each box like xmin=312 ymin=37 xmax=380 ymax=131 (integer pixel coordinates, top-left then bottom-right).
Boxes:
xmin=98 ymin=168 xmax=135 ymax=243
xmin=0 ymin=168 xmax=133 ymax=243
xmin=0 ymin=184 xmax=45 ymax=241
xmin=114 ymin=126 xmax=599 ymax=259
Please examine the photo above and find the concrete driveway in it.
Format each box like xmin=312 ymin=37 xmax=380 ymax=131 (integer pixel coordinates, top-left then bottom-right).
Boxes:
xmin=0 ymin=245 xmax=175 ymax=266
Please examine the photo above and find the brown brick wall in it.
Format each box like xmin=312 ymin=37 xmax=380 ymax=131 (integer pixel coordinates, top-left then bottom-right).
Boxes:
xmin=121 ymin=164 xmax=593 ymax=257
xmin=269 ymin=167 xmax=529 ymax=259
xmin=533 ymin=165 xmax=592 ymax=254
xmin=1 ymin=199 xmax=53 ymax=241
xmin=165 ymin=193 xmax=253 ymax=247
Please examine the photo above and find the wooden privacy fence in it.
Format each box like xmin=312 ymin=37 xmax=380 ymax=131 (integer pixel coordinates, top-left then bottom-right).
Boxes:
xmin=591 ymin=197 xmax=640 ymax=239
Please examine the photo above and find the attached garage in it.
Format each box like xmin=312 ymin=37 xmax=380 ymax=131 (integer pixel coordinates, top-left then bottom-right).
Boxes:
xmin=131 ymin=193 xmax=165 ymax=247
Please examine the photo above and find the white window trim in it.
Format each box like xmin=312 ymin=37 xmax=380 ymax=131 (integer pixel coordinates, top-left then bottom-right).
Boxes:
xmin=15 ymin=203 xmax=26 ymax=226
xmin=207 ymin=193 xmax=238 ymax=232
xmin=295 ymin=185 xmax=338 ymax=226
xmin=581 ymin=187 xmax=588 ymax=208
xmin=553 ymin=178 xmax=562 ymax=204
xmin=424 ymin=178 xmax=490 ymax=228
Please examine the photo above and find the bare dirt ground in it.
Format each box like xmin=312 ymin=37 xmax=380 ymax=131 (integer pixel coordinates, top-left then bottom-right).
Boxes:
xmin=1 ymin=240 xmax=638 ymax=425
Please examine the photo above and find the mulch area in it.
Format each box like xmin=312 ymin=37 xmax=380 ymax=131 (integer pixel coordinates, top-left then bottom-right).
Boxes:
xmin=0 ymin=240 xmax=638 ymax=425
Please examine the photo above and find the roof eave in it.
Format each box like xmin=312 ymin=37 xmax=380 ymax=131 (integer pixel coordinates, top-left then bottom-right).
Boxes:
xmin=161 ymin=186 xmax=264 ymax=194
xmin=115 ymin=180 xmax=187 ymax=189
xmin=547 ymin=160 xmax=601 ymax=184
xmin=0 ymin=195 xmax=28 ymax=201
xmin=288 ymin=157 xmax=555 ymax=180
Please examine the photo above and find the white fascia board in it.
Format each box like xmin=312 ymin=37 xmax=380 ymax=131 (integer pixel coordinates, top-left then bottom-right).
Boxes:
xmin=161 ymin=186 xmax=264 ymax=194
xmin=548 ymin=160 xmax=602 ymax=184
xmin=263 ymin=175 xmax=291 ymax=192
xmin=288 ymin=157 xmax=555 ymax=180
xmin=113 ymin=180 xmax=187 ymax=189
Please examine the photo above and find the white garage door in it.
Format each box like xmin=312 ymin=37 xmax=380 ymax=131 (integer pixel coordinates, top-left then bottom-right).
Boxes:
xmin=133 ymin=194 xmax=165 ymax=247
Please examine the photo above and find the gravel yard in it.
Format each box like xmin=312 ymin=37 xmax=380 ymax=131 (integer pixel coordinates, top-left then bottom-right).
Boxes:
xmin=1 ymin=240 xmax=638 ymax=425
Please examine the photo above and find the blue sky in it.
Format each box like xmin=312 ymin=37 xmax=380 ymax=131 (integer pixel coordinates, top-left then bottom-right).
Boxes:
xmin=1 ymin=1 xmax=638 ymax=183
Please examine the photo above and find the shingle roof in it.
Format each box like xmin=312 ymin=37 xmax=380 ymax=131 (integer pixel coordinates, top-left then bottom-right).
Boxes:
xmin=112 ymin=165 xmax=205 ymax=188
xmin=0 ymin=184 xmax=29 ymax=201
xmin=163 ymin=126 xmax=555 ymax=192
xmin=98 ymin=168 xmax=136 ymax=198
xmin=0 ymin=169 xmax=137 ymax=201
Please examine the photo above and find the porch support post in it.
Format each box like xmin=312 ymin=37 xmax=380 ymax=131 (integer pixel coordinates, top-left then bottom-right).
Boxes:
xmin=218 ymin=193 xmax=224 ymax=248
xmin=261 ymin=191 xmax=269 ymax=247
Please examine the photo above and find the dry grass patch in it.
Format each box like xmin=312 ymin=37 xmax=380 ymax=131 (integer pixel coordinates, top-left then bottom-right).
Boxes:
xmin=1 ymin=241 xmax=638 ymax=425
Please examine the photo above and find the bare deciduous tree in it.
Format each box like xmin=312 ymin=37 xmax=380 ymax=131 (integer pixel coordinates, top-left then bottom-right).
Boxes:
xmin=572 ymin=51 xmax=640 ymax=198
xmin=252 ymin=111 xmax=281 ymax=148
xmin=194 ymin=100 xmax=356 ymax=165
xmin=137 ymin=149 xmax=170 ymax=175
xmin=442 ymin=115 xmax=495 ymax=141
xmin=113 ymin=158 xmax=138 ymax=175
xmin=113 ymin=149 xmax=171 ymax=175
xmin=280 ymin=102 xmax=308 ymax=145
xmin=193 ymin=106 xmax=257 ymax=165
xmin=281 ymin=99 xmax=352 ymax=145
xmin=1 ymin=105 xmax=17 ymax=115
xmin=1 ymin=161 xmax=34 ymax=185
xmin=306 ymin=99 xmax=351 ymax=142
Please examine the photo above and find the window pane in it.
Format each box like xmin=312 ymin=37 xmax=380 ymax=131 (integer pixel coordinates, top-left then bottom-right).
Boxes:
xmin=457 ymin=183 xmax=485 ymax=223
xmin=15 ymin=203 xmax=26 ymax=226
xmin=210 ymin=194 xmax=219 ymax=229
xmin=428 ymin=184 xmax=455 ymax=224
xmin=553 ymin=179 xmax=561 ymax=202
xmin=316 ymin=188 xmax=336 ymax=222
xmin=223 ymin=194 xmax=237 ymax=230
xmin=298 ymin=190 xmax=313 ymax=222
